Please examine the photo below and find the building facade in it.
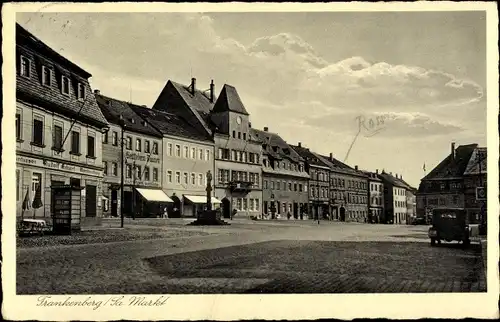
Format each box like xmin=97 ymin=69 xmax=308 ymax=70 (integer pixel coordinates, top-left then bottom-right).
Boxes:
xmin=252 ymin=127 xmax=309 ymax=220
xmin=362 ymin=170 xmax=385 ymax=223
xmin=15 ymin=24 xmax=109 ymax=222
xmin=416 ymin=143 xmax=483 ymax=224
xmin=463 ymin=147 xmax=487 ymax=225
xmin=96 ymin=94 xmax=165 ymax=218
xmin=290 ymin=143 xmax=330 ymax=220
xmin=379 ymin=171 xmax=407 ymax=224
xmin=132 ymin=106 xmax=216 ymax=218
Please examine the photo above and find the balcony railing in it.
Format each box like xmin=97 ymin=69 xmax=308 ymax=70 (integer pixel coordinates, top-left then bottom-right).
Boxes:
xmin=229 ymin=180 xmax=253 ymax=192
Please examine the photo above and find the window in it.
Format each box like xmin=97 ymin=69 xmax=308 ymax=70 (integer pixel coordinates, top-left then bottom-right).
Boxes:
xmin=136 ymin=138 xmax=141 ymax=152
xmin=103 ymin=161 xmax=108 ymax=175
xmin=191 ymin=173 xmax=196 ymax=185
xmin=71 ymin=131 xmax=80 ymax=154
xmin=20 ymin=56 xmax=30 ymax=77
xmin=294 ymin=183 xmax=298 ymax=192
xmin=198 ymin=148 xmax=203 ymax=160
xmin=304 ymin=184 xmax=308 ymax=192
xmin=175 ymin=144 xmax=181 ymax=157
xmin=255 ymin=199 xmax=260 ymax=211
xmin=87 ymin=136 xmax=95 ymax=157
xmin=264 ymin=180 xmax=268 ymax=189
xmin=53 ymin=124 xmax=63 ymax=150
xmin=167 ymin=170 xmax=173 ymax=183
xmin=233 ymin=131 xmax=236 ymax=138
xmin=16 ymin=113 xmax=21 ymax=140
xmin=145 ymin=140 xmax=150 ymax=153
xmin=205 ymin=149 xmax=210 ymax=161
xmin=243 ymin=133 xmax=247 ymax=140
xmin=126 ymin=164 xmax=132 ymax=178
xmin=61 ymin=76 xmax=70 ymax=95
xmin=299 ymin=184 xmax=303 ymax=192
xmin=112 ymin=131 xmax=118 ymax=146
xmin=32 ymin=117 xmax=44 ymax=145
xmin=191 ymin=147 xmax=196 ymax=159
xmin=237 ymin=198 xmax=242 ymax=211
xmin=42 ymin=66 xmax=51 ymax=86
xmin=143 ymin=167 xmax=150 ymax=181
xmin=250 ymin=199 xmax=255 ymax=211
xmin=198 ymin=173 xmax=203 ymax=186
xmin=77 ymin=83 xmax=85 ymax=100
xmin=184 ymin=146 xmax=189 ymax=158
xmin=232 ymin=150 xmax=237 ymax=161
xmin=183 ymin=172 xmax=188 ymax=184
xmin=175 ymin=171 xmax=181 ymax=184
xmin=152 ymin=142 xmax=158 ymax=155
xmin=31 ymin=173 xmax=42 ymax=204
xmin=126 ymin=136 xmax=132 ymax=150
xmin=238 ymin=132 xmax=241 ymax=139
xmin=102 ymin=131 xmax=108 ymax=144
xmin=153 ymin=168 xmax=158 ymax=182
xmin=243 ymin=198 xmax=248 ymax=210
xmin=288 ymin=182 xmax=292 ymax=191
xmin=136 ymin=166 xmax=141 ymax=179
xmin=112 ymin=163 xmax=118 ymax=176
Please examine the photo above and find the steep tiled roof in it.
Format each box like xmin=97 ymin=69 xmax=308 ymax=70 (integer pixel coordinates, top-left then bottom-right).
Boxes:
xmin=463 ymin=147 xmax=487 ymax=175
xmin=290 ymin=145 xmax=331 ymax=169
xmin=378 ymin=172 xmax=407 ymax=188
xmin=423 ymin=144 xmax=478 ymax=180
xmin=132 ymin=105 xmax=213 ymax=143
xmin=16 ymin=24 xmax=108 ymax=128
xmin=212 ymin=84 xmax=249 ymax=115
xmin=251 ymin=129 xmax=303 ymax=163
xmin=95 ymin=94 xmax=162 ymax=137
xmin=360 ymin=170 xmax=383 ymax=182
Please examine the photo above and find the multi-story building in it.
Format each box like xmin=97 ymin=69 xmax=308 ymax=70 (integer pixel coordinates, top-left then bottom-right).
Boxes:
xmin=132 ymin=105 xmax=216 ymax=218
xmin=290 ymin=143 xmax=330 ymax=220
xmin=319 ymin=154 xmax=369 ymax=222
xmin=361 ymin=169 xmax=385 ymax=223
xmin=416 ymin=143 xmax=484 ymax=224
xmin=15 ymin=24 xmax=109 ymax=222
xmin=417 ymin=143 xmax=486 ymax=224
xmin=151 ymin=78 xmax=262 ymax=219
xmin=394 ymin=175 xmax=417 ymax=224
xmin=95 ymin=93 xmax=166 ymax=218
xmin=378 ymin=171 xmax=407 ymax=224
xmin=251 ymin=127 xmax=310 ymax=220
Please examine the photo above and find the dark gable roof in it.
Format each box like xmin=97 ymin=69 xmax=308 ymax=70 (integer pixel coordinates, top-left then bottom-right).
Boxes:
xmin=251 ymin=129 xmax=303 ymax=163
xmin=423 ymin=144 xmax=478 ymax=180
xmin=378 ymin=172 xmax=407 ymax=188
xmin=360 ymin=170 xmax=383 ymax=182
xmin=289 ymin=145 xmax=331 ymax=168
xmin=131 ymin=105 xmax=213 ymax=143
xmin=463 ymin=147 xmax=487 ymax=175
xmin=16 ymin=24 xmax=108 ymax=128
xmin=212 ymin=84 xmax=249 ymax=115
xmin=95 ymin=94 xmax=162 ymax=138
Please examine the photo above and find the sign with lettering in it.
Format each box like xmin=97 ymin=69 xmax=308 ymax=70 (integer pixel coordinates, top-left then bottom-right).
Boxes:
xmin=16 ymin=155 xmax=102 ymax=177
xmin=125 ymin=152 xmax=160 ymax=164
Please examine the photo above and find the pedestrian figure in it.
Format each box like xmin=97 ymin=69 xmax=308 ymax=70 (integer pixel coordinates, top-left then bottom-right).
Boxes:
xmin=287 ymin=212 xmax=291 ymax=220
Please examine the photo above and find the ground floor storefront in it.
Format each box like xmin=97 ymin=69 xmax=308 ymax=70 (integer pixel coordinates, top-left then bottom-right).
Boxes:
xmin=215 ymin=188 xmax=262 ymax=219
xmin=263 ymin=200 xmax=308 ymax=220
xmin=16 ymin=153 xmax=104 ymax=223
xmin=369 ymin=207 xmax=384 ymax=223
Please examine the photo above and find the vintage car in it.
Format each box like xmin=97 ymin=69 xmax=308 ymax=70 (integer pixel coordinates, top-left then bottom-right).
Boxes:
xmin=428 ymin=208 xmax=479 ymax=247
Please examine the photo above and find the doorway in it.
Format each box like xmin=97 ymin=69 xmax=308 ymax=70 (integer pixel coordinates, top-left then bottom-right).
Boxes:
xmin=340 ymin=206 xmax=346 ymax=222
xmin=85 ymin=185 xmax=97 ymax=217
xmin=222 ymin=197 xmax=230 ymax=219
xmin=111 ymin=189 xmax=118 ymax=217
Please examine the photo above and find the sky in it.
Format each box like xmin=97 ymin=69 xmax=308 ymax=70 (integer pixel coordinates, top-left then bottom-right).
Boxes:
xmin=17 ymin=11 xmax=487 ymax=187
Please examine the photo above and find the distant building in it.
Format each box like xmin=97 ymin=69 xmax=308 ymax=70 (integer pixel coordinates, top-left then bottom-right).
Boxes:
xmin=132 ymin=105 xmax=216 ymax=218
xmin=251 ymin=127 xmax=310 ymax=220
xmin=290 ymin=143 xmax=330 ymax=220
xmin=319 ymin=155 xmax=369 ymax=222
xmin=15 ymin=24 xmax=109 ymax=222
xmin=95 ymin=94 xmax=165 ymax=218
xmin=417 ymin=143 xmax=486 ymax=224
xmin=378 ymin=171 xmax=408 ymax=224
xmin=151 ymin=78 xmax=262 ymax=219
xmin=361 ymin=169 xmax=385 ymax=223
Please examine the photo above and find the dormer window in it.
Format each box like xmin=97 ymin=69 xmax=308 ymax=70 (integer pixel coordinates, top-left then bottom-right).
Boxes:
xmin=77 ymin=83 xmax=85 ymax=100
xmin=20 ymin=56 xmax=30 ymax=77
xmin=42 ymin=66 xmax=51 ymax=86
xmin=61 ymin=76 xmax=70 ymax=95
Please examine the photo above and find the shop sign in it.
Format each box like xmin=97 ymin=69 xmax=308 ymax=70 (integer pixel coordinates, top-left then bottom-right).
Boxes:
xmin=17 ymin=155 xmax=102 ymax=177
xmin=125 ymin=152 xmax=161 ymax=164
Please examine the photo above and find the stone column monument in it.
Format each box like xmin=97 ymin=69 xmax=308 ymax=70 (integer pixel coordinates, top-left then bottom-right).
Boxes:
xmin=188 ymin=170 xmax=229 ymax=226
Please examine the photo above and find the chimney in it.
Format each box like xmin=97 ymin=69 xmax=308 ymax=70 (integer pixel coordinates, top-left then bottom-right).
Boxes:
xmin=376 ymin=169 xmax=379 ymax=174
xmin=329 ymin=153 xmax=333 ymax=160
xmin=210 ymin=80 xmax=215 ymax=103
xmin=355 ymin=165 xmax=359 ymax=171
xmin=191 ymin=78 xmax=196 ymax=95
xmin=264 ymin=127 xmax=269 ymax=132
xmin=451 ymin=142 xmax=456 ymax=160
xmin=298 ymin=142 xmax=302 ymax=147
xmin=94 ymin=89 xmax=100 ymax=95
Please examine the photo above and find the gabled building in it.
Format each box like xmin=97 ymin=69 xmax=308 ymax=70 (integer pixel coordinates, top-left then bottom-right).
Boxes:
xmin=361 ymin=169 xmax=385 ymax=223
xmin=251 ymin=127 xmax=310 ymax=220
xmin=378 ymin=171 xmax=408 ymax=224
xmin=15 ymin=24 xmax=109 ymax=222
xmin=151 ymin=78 xmax=262 ymax=219
xmin=95 ymin=93 xmax=165 ymax=218
xmin=290 ymin=143 xmax=330 ymax=220
xmin=393 ymin=174 xmax=417 ymax=224
xmin=417 ymin=143 xmax=486 ymax=224
xmin=131 ymin=105 xmax=217 ymax=218
xmin=319 ymin=154 xmax=369 ymax=222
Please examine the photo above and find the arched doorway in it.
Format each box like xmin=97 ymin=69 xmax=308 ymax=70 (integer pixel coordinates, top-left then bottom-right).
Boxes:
xmin=340 ymin=206 xmax=346 ymax=222
xmin=222 ymin=197 xmax=230 ymax=219
xmin=170 ymin=195 xmax=181 ymax=218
